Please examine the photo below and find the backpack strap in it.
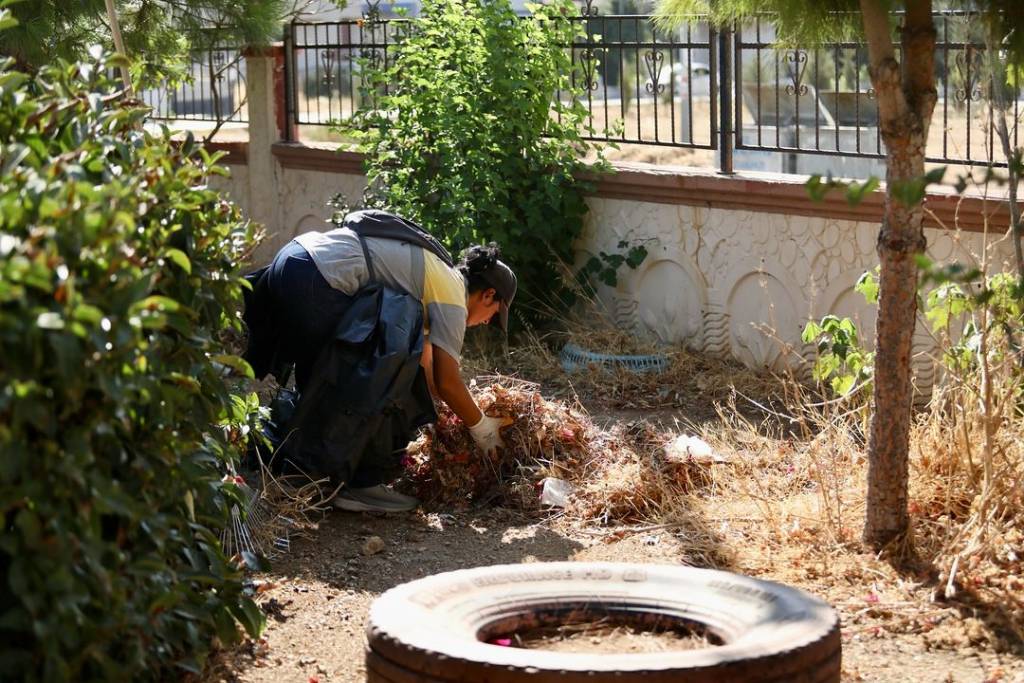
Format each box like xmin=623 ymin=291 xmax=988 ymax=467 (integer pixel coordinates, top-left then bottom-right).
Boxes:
xmin=356 ymin=231 xmax=377 ymax=284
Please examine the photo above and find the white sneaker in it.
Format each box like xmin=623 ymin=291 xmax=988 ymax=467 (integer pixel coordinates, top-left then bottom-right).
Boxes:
xmin=332 ymin=485 xmax=420 ymax=513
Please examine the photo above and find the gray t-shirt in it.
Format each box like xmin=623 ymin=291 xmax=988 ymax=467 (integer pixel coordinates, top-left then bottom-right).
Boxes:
xmin=294 ymin=228 xmax=468 ymax=362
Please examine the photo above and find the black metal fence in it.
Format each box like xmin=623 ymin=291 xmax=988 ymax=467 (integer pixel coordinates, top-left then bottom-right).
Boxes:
xmin=734 ymin=11 xmax=1020 ymax=175
xmin=285 ymin=19 xmax=406 ymax=127
xmin=562 ymin=13 xmax=717 ymax=149
xmin=275 ymin=8 xmax=1020 ymax=173
xmin=143 ymin=46 xmax=248 ymax=123
xmin=283 ymin=13 xmax=720 ymax=151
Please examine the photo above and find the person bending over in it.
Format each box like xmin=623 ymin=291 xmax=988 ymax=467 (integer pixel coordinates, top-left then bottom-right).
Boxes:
xmin=244 ymin=210 xmax=517 ymax=512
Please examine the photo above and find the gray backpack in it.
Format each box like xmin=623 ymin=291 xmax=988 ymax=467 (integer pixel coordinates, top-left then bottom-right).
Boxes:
xmin=341 ymin=210 xmax=454 ymax=267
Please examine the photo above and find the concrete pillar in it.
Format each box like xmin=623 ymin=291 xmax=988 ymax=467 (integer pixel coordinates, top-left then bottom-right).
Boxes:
xmin=242 ymin=44 xmax=285 ymax=263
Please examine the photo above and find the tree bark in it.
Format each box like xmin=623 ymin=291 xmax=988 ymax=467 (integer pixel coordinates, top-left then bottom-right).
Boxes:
xmin=104 ymin=0 xmax=133 ymax=95
xmin=858 ymin=0 xmax=936 ymax=549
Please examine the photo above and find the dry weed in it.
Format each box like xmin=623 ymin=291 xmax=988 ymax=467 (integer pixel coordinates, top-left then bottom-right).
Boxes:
xmin=452 ymin=245 xmax=1024 ymax=647
xmin=667 ymin=366 xmax=1024 ymax=647
xmin=463 ymin=314 xmax=778 ymax=415
xmin=402 ymin=375 xmax=716 ymax=524
xmin=911 ymin=366 xmax=1024 ymax=642
xmin=474 ymin=338 xmax=1023 ymax=647
xmin=221 ymin=455 xmax=334 ymax=561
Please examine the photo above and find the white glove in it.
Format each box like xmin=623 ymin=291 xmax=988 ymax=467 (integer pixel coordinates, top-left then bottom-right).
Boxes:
xmin=468 ymin=414 xmax=507 ymax=455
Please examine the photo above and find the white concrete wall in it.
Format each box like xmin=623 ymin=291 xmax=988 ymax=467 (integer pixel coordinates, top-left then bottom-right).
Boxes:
xmin=258 ymin=167 xmax=367 ymax=265
xmin=213 ymin=160 xmax=366 ymax=266
xmin=216 ymin=157 xmax=1012 ymax=387
xmin=580 ymin=197 xmax=1012 ymax=389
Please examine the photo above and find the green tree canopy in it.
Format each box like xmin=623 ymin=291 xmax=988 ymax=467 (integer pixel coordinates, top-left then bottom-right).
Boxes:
xmin=0 ymin=0 xmax=301 ymax=75
xmin=656 ymin=0 xmax=1024 ymax=62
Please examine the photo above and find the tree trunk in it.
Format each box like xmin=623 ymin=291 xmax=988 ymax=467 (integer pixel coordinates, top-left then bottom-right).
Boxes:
xmin=865 ymin=131 xmax=927 ymax=547
xmin=104 ymin=0 xmax=133 ymax=95
xmin=859 ymin=0 xmax=936 ymax=549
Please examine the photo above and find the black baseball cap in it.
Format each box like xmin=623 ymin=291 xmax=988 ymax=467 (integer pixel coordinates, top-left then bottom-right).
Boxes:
xmin=480 ymin=259 xmax=517 ymax=332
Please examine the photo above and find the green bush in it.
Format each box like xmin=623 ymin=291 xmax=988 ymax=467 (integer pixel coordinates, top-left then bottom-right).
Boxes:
xmin=0 ymin=39 xmax=264 ymax=682
xmin=801 ymin=261 xmax=1024 ymax=400
xmin=343 ymin=0 xmax=607 ymax=318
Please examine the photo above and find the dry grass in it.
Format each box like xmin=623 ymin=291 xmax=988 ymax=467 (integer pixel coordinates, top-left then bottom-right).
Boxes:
xmin=220 ymin=458 xmax=336 ymax=561
xmin=510 ymin=618 xmax=720 ymax=654
xmin=463 ymin=308 xmax=780 ymax=417
xmin=685 ymin=370 xmax=1024 ymax=648
xmin=454 ymin=275 xmax=1024 ymax=651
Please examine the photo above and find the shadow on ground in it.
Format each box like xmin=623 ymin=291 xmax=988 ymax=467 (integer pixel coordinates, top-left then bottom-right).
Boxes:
xmin=269 ymin=507 xmax=587 ymax=595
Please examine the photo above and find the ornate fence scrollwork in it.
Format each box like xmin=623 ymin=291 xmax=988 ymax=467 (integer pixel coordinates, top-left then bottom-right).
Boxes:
xmin=578 ymin=47 xmax=601 ymax=92
xmin=784 ymin=50 xmax=808 ymax=96
xmin=359 ymin=0 xmax=386 ymax=75
xmin=644 ymin=49 xmax=665 ymax=95
xmin=362 ymin=0 xmax=383 ymax=24
xmin=320 ymin=48 xmax=340 ymax=90
xmin=954 ymin=46 xmax=984 ymax=103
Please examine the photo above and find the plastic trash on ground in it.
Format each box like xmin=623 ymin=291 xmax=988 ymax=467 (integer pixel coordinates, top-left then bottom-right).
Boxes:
xmin=664 ymin=434 xmax=728 ymax=464
xmin=539 ymin=477 xmax=574 ymax=508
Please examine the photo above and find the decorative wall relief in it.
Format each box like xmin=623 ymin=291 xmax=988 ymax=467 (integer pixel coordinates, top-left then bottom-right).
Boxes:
xmin=702 ymin=303 xmax=731 ymax=357
xmin=293 ymin=213 xmax=327 ymax=238
xmin=591 ymin=199 xmax=685 ymax=252
xmin=569 ymin=198 xmax=1018 ymax=391
xmin=612 ymin=293 xmax=640 ymax=332
xmin=911 ymin=328 xmax=938 ymax=406
xmin=723 ymin=262 xmax=803 ymax=371
xmin=632 ymin=254 xmax=706 ymax=345
xmin=704 ymin=206 xmax=807 ymax=372
xmin=808 ymin=218 xmax=875 ymax=289
xmin=704 ymin=209 xmax=752 ymax=285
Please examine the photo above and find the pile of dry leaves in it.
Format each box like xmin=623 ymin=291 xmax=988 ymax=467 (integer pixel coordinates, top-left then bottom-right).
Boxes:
xmin=401 ymin=376 xmax=716 ymax=523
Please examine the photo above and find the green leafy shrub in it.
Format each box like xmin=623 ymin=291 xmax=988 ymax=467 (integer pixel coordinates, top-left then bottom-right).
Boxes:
xmin=0 ymin=40 xmax=264 ymax=681
xmin=342 ymin=0 xmax=607 ymax=318
xmin=919 ymin=257 xmax=1024 ymax=376
xmin=575 ymin=238 xmax=651 ymax=303
xmin=801 ymin=271 xmax=877 ymax=399
xmin=802 ymin=260 xmax=1024 ymax=401
xmin=801 ymin=314 xmax=874 ymax=397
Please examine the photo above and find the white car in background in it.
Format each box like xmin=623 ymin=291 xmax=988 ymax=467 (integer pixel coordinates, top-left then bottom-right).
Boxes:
xmin=675 ymin=60 xmax=711 ymax=98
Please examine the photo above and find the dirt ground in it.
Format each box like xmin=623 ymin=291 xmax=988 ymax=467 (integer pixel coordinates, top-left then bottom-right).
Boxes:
xmin=208 ymin=505 xmax=1023 ymax=683
xmin=203 ymin=333 xmax=1024 ymax=683
xmin=206 ymin=377 xmax=1024 ymax=683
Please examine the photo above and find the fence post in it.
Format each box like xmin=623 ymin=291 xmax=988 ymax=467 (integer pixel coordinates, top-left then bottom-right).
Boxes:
xmin=282 ymin=24 xmax=296 ymax=142
xmin=242 ymin=44 xmax=284 ymax=243
xmin=717 ymin=25 xmax=734 ymax=174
